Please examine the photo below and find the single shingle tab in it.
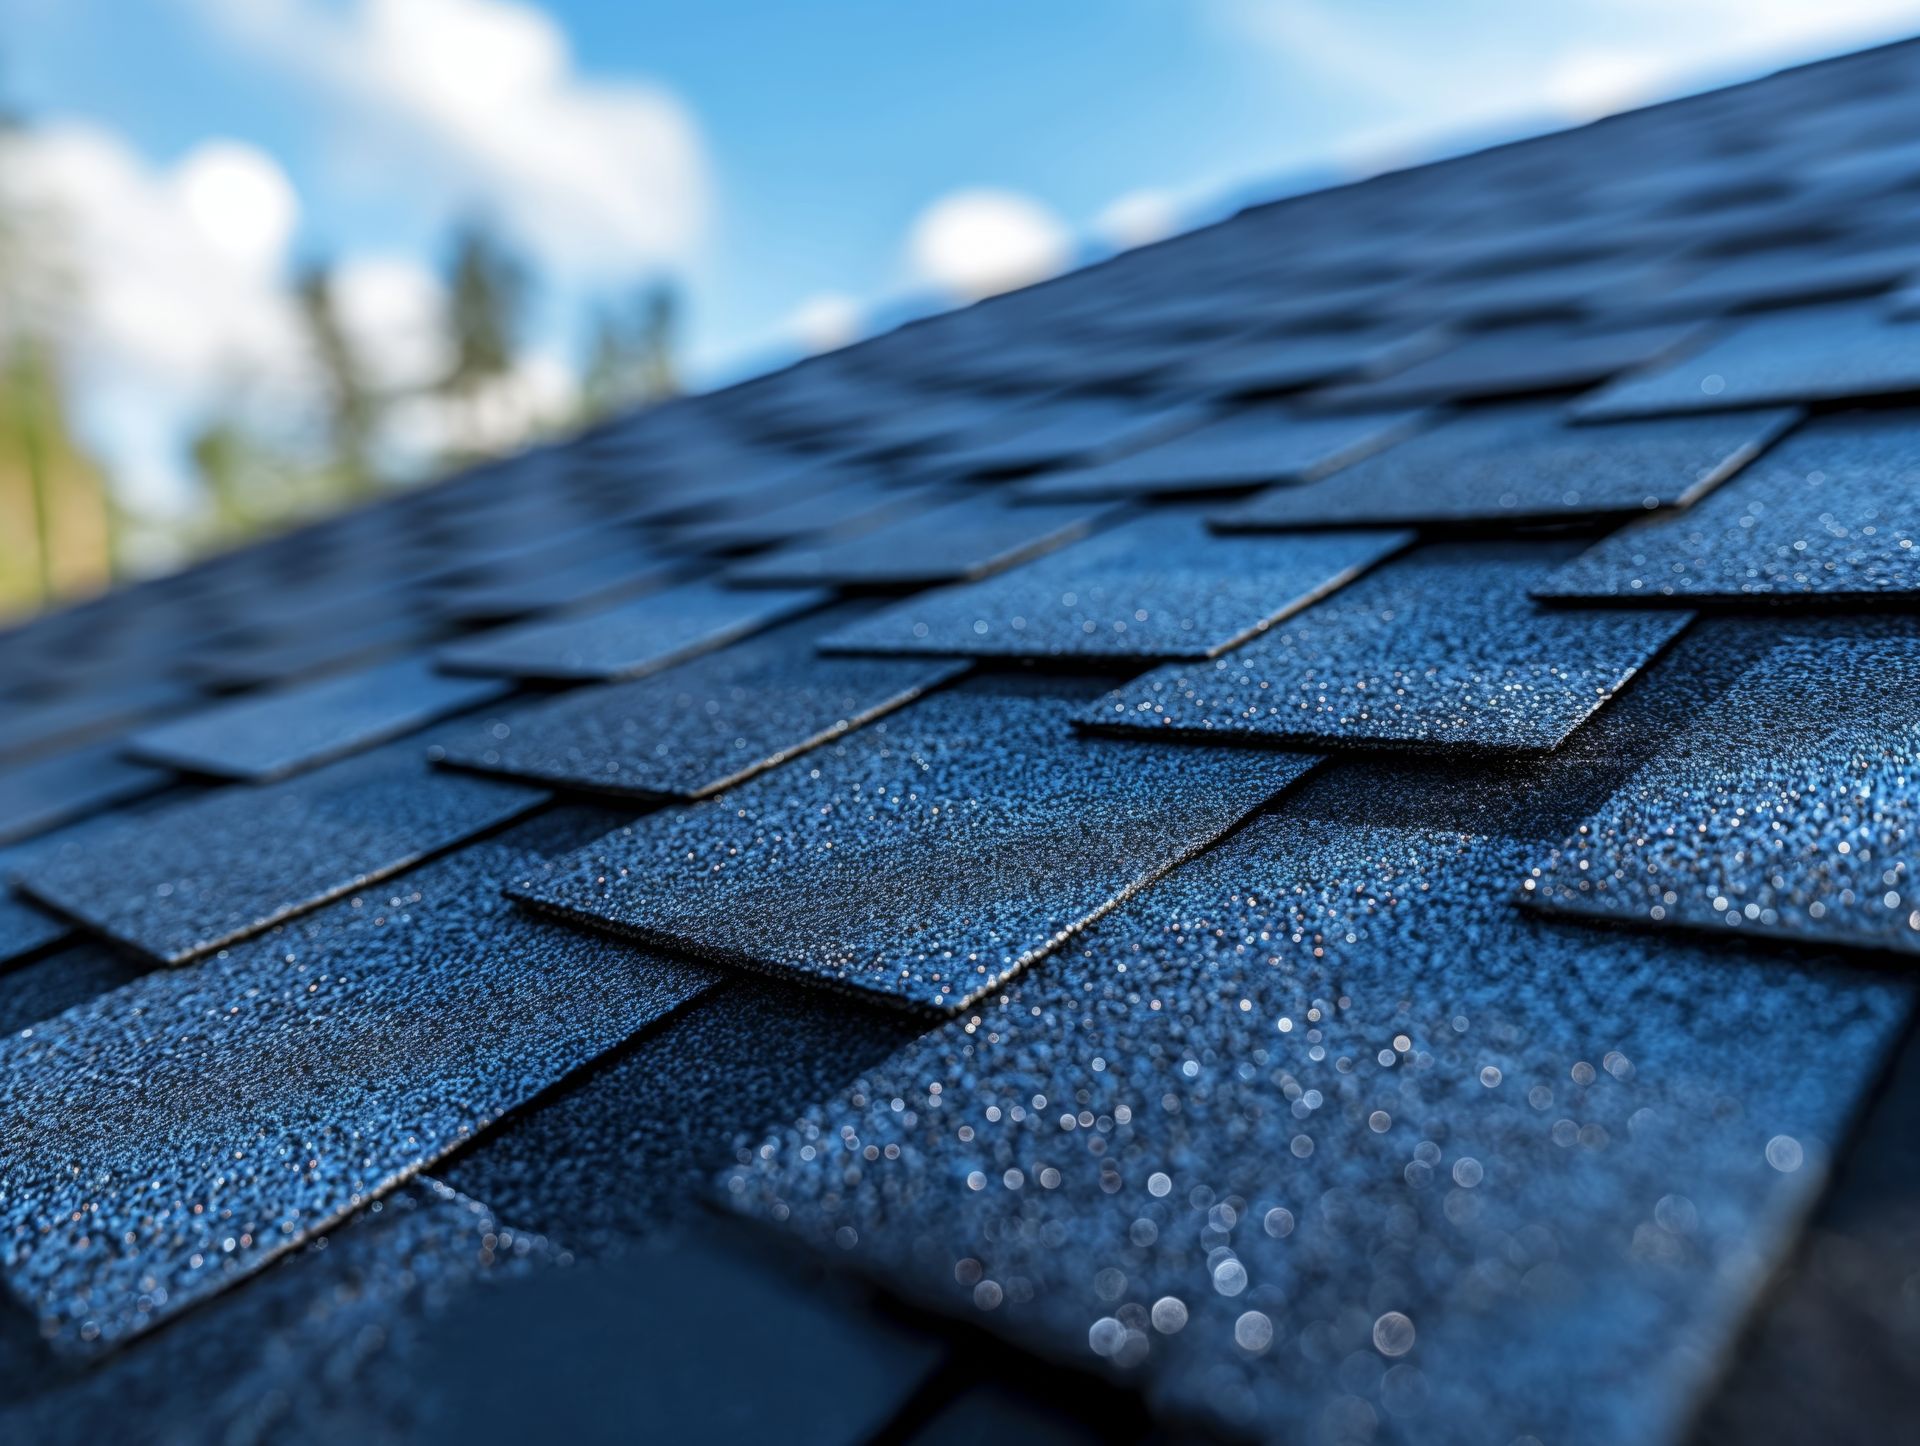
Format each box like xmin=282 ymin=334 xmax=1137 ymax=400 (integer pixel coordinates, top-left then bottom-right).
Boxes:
xmin=1534 ymin=411 xmax=1920 ymax=602
xmin=436 ymin=581 xmax=830 ymax=682
xmin=1084 ymin=542 xmax=1692 ymax=753
xmin=0 ymin=741 xmax=169 ymax=847
xmin=510 ymin=677 xmax=1315 ymax=1014
xmin=123 ymin=656 xmax=512 ymax=782
xmin=1523 ymin=633 xmax=1920 ymax=956
xmin=0 ymin=942 xmax=151 ymax=1039
xmin=435 ymin=613 xmax=966 ymax=800
xmin=0 ymin=892 xmax=67 ymax=968
xmin=726 ymin=762 xmax=1909 ymax=1445
xmin=1307 ymin=320 xmax=1711 ymax=409
xmin=667 ymin=476 xmax=935 ymax=555
xmin=1177 ymin=325 xmax=1443 ymax=397
xmin=931 ymin=398 xmax=1207 ymax=478
xmin=1013 ymin=407 xmax=1427 ymax=502
xmin=818 ymin=516 xmax=1410 ymax=662
xmin=1620 ymin=237 xmax=1920 ymax=319
xmin=0 ymin=819 xmax=716 ymax=1354
xmin=1573 ymin=302 xmax=1920 ymax=419
xmin=12 ymin=740 xmax=544 ymax=964
xmin=1212 ymin=403 xmax=1799 ymax=530
xmin=726 ymin=495 xmax=1103 ymax=589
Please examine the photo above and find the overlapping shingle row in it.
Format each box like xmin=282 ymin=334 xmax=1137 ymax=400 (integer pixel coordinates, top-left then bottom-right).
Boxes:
xmin=4 ymin=35 xmax=1920 ymax=1446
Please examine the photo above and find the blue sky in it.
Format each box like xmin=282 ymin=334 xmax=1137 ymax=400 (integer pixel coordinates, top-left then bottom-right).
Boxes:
xmin=7 ymin=0 xmax=1920 ymax=526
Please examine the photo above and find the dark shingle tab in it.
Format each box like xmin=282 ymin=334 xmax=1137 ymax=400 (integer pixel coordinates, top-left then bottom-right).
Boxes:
xmin=438 ymin=980 xmax=921 ymax=1248
xmin=435 ymin=613 xmax=966 ymax=800
xmin=666 ymin=476 xmax=936 ymax=555
xmin=511 ymin=677 xmax=1314 ymax=1014
xmin=1013 ymin=407 xmax=1427 ymax=502
xmin=1620 ymin=236 xmax=1920 ymax=319
xmin=1573 ymin=302 xmax=1920 ymax=418
xmin=406 ymin=1233 xmax=945 ymax=1446
xmin=436 ymin=581 xmax=830 ymax=682
xmin=1178 ymin=326 xmax=1444 ymax=397
xmin=0 ymin=942 xmax=151 ymax=1039
xmin=726 ymin=495 xmax=1104 ymax=589
xmin=1307 ymin=320 xmax=1710 ymax=409
xmin=1084 ymin=542 xmax=1692 ymax=754
xmin=123 ymin=655 xmax=511 ymax=782
xmin=11 ymin=741 xmax=544 ymax=963
xmin=929 ymin=398 xmax=1207 ymax=478
xmin=725 ymin=763 xmax=1909 ymax=1444
xmin=818 ymin=516 xmax=1410 ymax=661
xmin=1534 ymin=411 xmax=1920 ymax=601
xmin=1523 ymin=632 xmax=1920 ymax=955
xmin=0 ymin=742 xmax=169 ymax=847
xmin=0 ymin=678 xmax=199 ymax=766
xmin=0 ymin=892 xmax=66 ymax=967
xmin=0 ymin=822 xmax=715 ymax=1354
xmin=1211 ymin=403 xmax=1799 ymax=530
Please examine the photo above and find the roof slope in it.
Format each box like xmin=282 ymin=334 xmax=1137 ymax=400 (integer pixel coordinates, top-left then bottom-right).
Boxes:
xmin=7 ymin=35 xmax=1920 ymax=1446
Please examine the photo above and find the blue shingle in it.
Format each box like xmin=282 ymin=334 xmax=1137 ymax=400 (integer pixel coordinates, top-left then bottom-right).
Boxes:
xmin=11 ymin=739 xmax=544 ymax=963
xmin=818 ymin=516 xmax=1410 ymax=662
xmin=437 ymin=581 xmax=830 ymax=682
xmin=0 ymin=816 xmax=715 ymax=1353
xmin=511 ymin=677 xmax=1316 ymax=1013
xmin=1212 ymin=403 xmax=1799 ymax=530
xmin=434 ymin=610 xmax=966 ymax=800
xmin=1573 ymin=303 xmax=1920 ymax=419
xmin=1013 ymin=407 xmax=1427 ymax=502
xmin=725 ymin=762 xmax=1910 ymax=1444
xmin=726 ymin=495 xmax=1104 ymax=589
xmin=124 ymin=655 xmax=511 ymax=782
xmin=1534 ymin=412 xmax=1920 ymax=601
xmin=1523 ymin=631 xmax=1920 ymax=955
xmin=1084 ymin=542 xmax=1692 ymax=753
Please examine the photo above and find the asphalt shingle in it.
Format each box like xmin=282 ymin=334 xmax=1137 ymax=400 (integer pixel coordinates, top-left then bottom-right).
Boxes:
xmin=11 ymin=740 xmax=544 ymax=964
xmin=1083 ymin=542 xmax=1692 ymax=753
xmin=434 ymin=610 xmax=966 ymax=800
xmin=1211 ymin=402 xmax=1799 ymax=530
xmin=1534 ymin=411 xmax=1920 ymax=601
xmin=1573 ymin=302 xmax=1920 ymax=418
xmin=818 ymin=516 xmax=1410 ymax=662
xmin=1523 ymin=631 xmax=1920 ymax=956
xmin=0 ymin=815 xmax=715 ymax=1354
xmin=1013 ymin=407 xmax=1428 ymax=502
xmin=437 ymin=581 xmax=830 ymax=682
xmin=123 ymin=656 xmax=510 ymax=782
xmin=511 ymin=676 xmax=1315 ymax=1014
xmin=726 ymin=495 xmax=1104 ymax=589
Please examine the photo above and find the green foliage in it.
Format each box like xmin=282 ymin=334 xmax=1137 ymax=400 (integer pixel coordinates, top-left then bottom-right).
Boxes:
xmin=444 ymin=221 xmax=526 ymax=395
xmin=581 ymin=280 xmax=682 ymax=423
xmin=296 ymin=262 xmax=378 ymax=496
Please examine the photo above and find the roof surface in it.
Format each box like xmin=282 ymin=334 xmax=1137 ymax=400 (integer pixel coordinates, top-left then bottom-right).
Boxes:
xmin=6 ymin=36 xmax=1920 ymax=1446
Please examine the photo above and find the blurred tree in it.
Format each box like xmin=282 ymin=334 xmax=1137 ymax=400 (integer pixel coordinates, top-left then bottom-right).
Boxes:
xmin=580 ymin=279 xmax=682 ymax=423
xmin=0 ymin=336 xmax=113 ymax=617
xmin=186 ymin=408 xmax=346 ymax=552
xmin=440 ymin=221 xmax=528 ymax=459
xmin=296 ymin=261 xmax=378 ymax=497
xmin=0 ymin=104 xmax=115 ymax=618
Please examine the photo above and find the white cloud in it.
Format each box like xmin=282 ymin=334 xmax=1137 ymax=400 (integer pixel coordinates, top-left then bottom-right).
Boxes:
xmin=2 ymin=124 xmax=311 ymax=511
xmin=1092 ymin=189 xmax=1182 ymax=251
xmin=331 ymin=254 xmax=452 ymax=394
xmin=785 ymin=293 xmax=863 ymax=353
xmin=1213 ymin=0 xmax=1920 ymax=169
xmin=192 ymin=0 xmax=711 ymax=278
xmin=175 ymin=141 xmax=301 ymax=275
xmin=907 ymin=188 xmax=1073 ymax=301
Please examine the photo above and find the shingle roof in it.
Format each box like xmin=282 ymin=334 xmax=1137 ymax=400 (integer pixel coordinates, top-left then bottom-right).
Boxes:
xmin=6 ymin=36 xmax=1920 ymax=1446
